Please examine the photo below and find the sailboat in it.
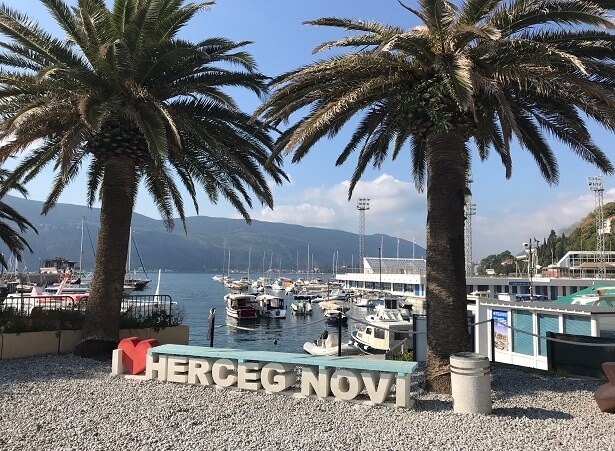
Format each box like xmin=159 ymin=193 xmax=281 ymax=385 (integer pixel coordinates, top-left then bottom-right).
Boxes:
xmin=125 ymin=228 xmax=151 ymax=291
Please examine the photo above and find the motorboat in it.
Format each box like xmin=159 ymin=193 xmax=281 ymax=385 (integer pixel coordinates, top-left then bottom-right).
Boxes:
xmin=2 ymin=274 xmax=88 ymax=314
xmin=290 ymin=300 xmax=313 ymax=314
xmin=227 ymin=277 xmax=251 ymax=292
xmin=324 ymin=309 xmax=348 ymax=324
xmin=311 ymin=288 xmax=349 ymax=303
xmin=255 ymin=294 xmax=287 ymax=319
xmin=319 ymin=300 xmax=351 ymax=312
xmin=224 ymin=292 xmax=258 ymax=319
xmin=303 ymin=331 xmax=361 ymax=356
xmin=354 ymin=296 xmax=375 ymax=307
xmin=270 ymin=277 xmax=293 ymax=292
xmin=351 ymin=314 xmax=413 ymax=355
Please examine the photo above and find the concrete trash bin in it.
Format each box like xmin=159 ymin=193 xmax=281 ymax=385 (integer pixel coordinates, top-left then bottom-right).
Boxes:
xmin=450 ymin=352 xmax=492 ymax=414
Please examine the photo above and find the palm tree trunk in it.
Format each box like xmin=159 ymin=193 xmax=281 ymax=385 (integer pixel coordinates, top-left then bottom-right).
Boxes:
xmin=76 ymin=156 xmax=137 ymax=357
xmin=424 ymin=130 xmax=472 ymax=394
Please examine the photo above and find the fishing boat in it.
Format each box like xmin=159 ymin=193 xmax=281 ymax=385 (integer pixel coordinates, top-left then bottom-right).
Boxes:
xmin=224 ymin=292 xmax=258 ymax=319
xmin=303 ymin=331 xmax=361 ymax=356
xmin=351 ymin=313 xmax=413 ymax=355
xmin=255 ymin=294 xmax=287 ymax=319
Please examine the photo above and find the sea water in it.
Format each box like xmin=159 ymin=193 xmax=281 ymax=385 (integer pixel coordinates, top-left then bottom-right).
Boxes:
xmin=139 ymin=272 xmax=369 ymax=353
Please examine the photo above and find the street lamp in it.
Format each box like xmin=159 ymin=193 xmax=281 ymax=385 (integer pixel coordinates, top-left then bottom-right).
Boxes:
xmin=524 ymin=239 xmax=539 ymax=300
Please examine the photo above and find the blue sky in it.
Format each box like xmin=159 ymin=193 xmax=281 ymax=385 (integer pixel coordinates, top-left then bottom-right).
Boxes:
xmin=6 ymin=0 xmax=615 ymax=260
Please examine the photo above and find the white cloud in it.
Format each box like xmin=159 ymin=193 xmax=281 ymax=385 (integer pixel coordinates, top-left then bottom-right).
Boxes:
xmin=253 ymin=174 xmax=427 ymax=242
xmin=471 ymin=189 xmax=615 ymax=258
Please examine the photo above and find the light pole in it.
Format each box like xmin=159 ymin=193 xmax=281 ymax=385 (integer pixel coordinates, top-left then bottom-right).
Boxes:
xmin=524 ymin=239 xmax=539 ymax=300
xmin=379 ymin=247 xmax=382 ymax=291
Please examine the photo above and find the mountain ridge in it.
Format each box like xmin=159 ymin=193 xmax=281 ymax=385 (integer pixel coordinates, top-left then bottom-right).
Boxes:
xmin=1 ymin=195 xmax=426 ymax=273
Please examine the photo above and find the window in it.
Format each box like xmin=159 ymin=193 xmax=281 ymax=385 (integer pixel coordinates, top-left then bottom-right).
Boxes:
xmin=374 ymin=328 xmax=385 ymax=339
xmin=564 ymin=315 xmax=590 ymax=336
xmin=512 ymin=310 xmax=533 ymax=355
xmin=537 ymin=314 xmax=559 ymax=356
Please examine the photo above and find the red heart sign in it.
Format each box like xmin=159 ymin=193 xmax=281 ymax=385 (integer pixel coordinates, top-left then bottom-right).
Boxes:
xmin=118 ymin=337 xmax=160 ymax=375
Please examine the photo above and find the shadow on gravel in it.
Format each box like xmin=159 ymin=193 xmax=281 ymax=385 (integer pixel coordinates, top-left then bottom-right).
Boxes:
xmin=413 ymin=399 xmax=452 ymax=412
xmin=492 ymin=407 xmax=573 ymax=420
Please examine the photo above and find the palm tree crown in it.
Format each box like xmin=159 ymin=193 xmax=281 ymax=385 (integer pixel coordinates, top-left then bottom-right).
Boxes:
xmin=0 ymin=0 xmax=286 ymax=228
xmin=257 ymin=0 xmax=615 ymax=392
xmin=0 ymin=0 xmax=287 ymax=354
xmin=0 ymin=169 xmax=36 ymax=269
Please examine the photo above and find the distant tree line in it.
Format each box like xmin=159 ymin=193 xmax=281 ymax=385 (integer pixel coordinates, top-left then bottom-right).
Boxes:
xmin=478 ymin=202 xmax=615 ymax=275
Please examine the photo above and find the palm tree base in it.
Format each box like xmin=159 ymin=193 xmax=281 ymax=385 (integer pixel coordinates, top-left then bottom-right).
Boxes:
xmin=74 ymin=338 xmax=118 ymax=360
xmin=424 ymin=373 xmax=452 ymax=395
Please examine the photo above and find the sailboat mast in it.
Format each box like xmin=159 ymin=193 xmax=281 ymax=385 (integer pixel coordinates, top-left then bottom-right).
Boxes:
xmin=126 ymin=227 xmax=131 ymax=274
xmin=262 ymin=251 xmax=265 ymax=278
xmin=248 ymin=247 xmax=251 ymax=281
xmin=79 ymin=216 xmax=84 ymax=275
xmin=222 ymin=238 xmax=226 ymax=279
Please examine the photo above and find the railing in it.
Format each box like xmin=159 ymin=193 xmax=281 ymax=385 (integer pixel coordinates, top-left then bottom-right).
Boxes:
xmin=0 ymin=293 xmax=181 ymax=333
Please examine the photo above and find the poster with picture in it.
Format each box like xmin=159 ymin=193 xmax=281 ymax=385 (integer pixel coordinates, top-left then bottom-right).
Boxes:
xmin=492 ymin=309 xmax=509 ymax=351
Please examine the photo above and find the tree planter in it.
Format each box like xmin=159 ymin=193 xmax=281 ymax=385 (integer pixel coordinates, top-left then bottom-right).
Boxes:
xmin=0 ymin=325 xmax=189 ymax=360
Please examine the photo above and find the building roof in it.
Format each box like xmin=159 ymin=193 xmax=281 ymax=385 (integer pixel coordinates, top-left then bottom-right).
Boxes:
xmin=364 ymin=257 xmax=426 ymax=273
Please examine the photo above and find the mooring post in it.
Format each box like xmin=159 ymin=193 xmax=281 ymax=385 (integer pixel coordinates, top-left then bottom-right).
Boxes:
xmin=208 ymin=308 xmax=216 ymax=347
xmin=490 ymin=318 xmax=495 ymax=362
xmin=338 ymin=311 xmax=342 ymax=356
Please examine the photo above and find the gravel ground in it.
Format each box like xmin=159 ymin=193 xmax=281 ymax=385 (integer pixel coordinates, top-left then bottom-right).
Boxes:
xmin=0 ymin=354 xmax=614 ymax=451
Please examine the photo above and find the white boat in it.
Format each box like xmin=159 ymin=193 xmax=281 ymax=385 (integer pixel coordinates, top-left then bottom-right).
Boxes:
xmin=224 ymin=293 xmax=258 ymax=319
xmin=255 ymin=294 xmax=287 ymax=319
xmin=311 ymin=288 xmax=349 ymax=303
xmin=3 ymin=273 xmax=88 ymax=314
xmin=319 ymin=299 xmax=351 ymax=312
xmin=290 ymin=300 xmax=313 ymax=314
xmin=251 ymin=277 xmax=272 ymax=291
xmin=270 ymin=277 xmax=293 ymax=292
xmin=351 ymin=313 xmax=413 ymax=355
xmin=303 ymin=331 xmax=361 ymax=356
xmin=324 ymin=309 xmax=348 ymax=324
xmin=354 ymin=295 xmax=375 ymax=307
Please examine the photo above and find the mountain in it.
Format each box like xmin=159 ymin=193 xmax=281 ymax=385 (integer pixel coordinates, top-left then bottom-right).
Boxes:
xmin=1 ymin=195 xmax=426 ymax=273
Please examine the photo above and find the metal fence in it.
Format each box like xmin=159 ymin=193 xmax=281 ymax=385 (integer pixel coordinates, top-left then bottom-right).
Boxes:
xmin=0 ymin=293 xmax=181 ymax=333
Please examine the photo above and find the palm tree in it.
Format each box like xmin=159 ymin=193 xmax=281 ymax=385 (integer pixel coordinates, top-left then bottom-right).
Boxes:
xmin=0 ymin=169 xmax=37 ymax=269
xmin=256 ymin=0 xmax=615 ymax=392
xmin=0 ymin=0 xmax=287 ymax=356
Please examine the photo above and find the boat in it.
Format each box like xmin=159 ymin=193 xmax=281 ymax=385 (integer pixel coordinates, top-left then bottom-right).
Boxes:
xmin=292 ymin=291 xmax=319 ymax=302
xmin=224 ymin=292 xmax=258 ymax=319
xmin=311 ymin=288 xmax=349 ymax=303
xmin=254 ymin=294 xmax=287 ymax=319
xmin=324 ymin=309 xmax=348 ymax=324
xmin=303 ymin=330 xmax=361 ymax=356
xmin=319 ymin=299 xmax=351 ymax=312
xmin=251 ymin=276 xmax=272 ymax=292
xmin=270 ymin=277 xmax=293 ymax=292
xmin=290 ymin=299 xmax=313 ymax=314
xmin=351 ymin=313 xmax=413 ymax=355
xmin=354 ymin=295 xmax=376 ymax=307
xmin=124 ymin=228 xmax=151 ymax=291
xmin=227 ymin=277 xmax=251 ymax=292
xmin=2 ymin=272 xmax=88 ymax=314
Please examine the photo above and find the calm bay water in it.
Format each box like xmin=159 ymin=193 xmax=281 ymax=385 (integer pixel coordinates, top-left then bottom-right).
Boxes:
xmin=140 ymin=272 xmax=370 ymax=353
